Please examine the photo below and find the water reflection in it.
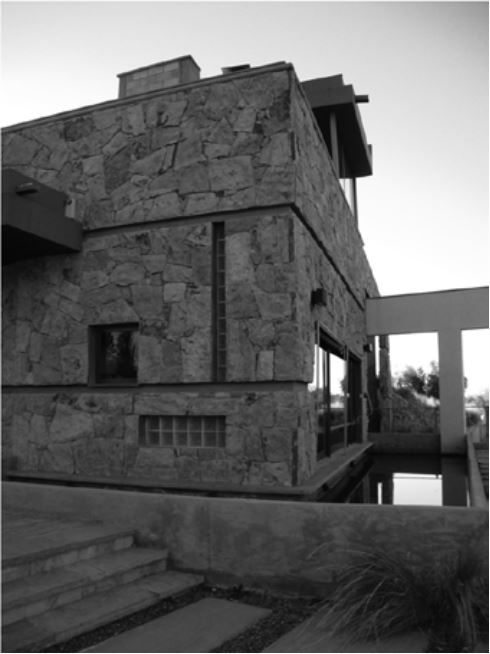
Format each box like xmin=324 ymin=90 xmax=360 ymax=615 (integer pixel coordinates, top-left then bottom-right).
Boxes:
xmin=326 ymin=454 xmax=468 ymax=507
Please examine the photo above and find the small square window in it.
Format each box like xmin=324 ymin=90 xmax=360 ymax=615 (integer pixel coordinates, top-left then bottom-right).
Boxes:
xmin=90 ymin=324 xmax=138 ymax=385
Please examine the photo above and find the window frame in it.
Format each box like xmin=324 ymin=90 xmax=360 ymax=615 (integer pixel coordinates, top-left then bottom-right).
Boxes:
xmin=311 ymin=324 xmax=363 ymax=459
xmin=88 ymin=323 xmax=139 ymax=387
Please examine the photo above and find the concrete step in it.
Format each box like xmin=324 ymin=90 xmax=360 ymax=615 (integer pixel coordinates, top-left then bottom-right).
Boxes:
xmin=84 ymin=597 xmax=271 ymax=652
xmin=3 ymin=547 xmax=168 ymax=626
xmin=2 ymin=570 xmax=204 ymax=653
xmin=3 ymin=521 xmax=134 ymax=583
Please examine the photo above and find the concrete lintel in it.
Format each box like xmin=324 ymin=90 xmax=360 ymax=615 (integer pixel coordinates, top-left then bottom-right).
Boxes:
xmin=366 ymin=287 xmax=489 ymax=335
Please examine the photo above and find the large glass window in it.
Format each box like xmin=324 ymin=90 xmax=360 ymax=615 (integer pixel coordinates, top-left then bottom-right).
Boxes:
xmin=309 ymin=329 xmax=362 ymax=458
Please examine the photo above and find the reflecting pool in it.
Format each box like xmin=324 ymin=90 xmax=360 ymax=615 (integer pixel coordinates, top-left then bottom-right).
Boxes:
xmin=323 ymin=454 xmax=468 ymax=506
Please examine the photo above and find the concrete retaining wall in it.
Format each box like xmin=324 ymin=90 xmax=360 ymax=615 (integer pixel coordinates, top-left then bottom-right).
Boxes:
xmin=4 ymin=481 xmax=487 ymax=596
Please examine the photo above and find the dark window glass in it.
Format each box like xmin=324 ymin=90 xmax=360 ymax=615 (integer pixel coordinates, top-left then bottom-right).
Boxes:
xmin=309 ymin=331 xmax=362 ymax=459
xmin=93 ymin=325 xmax=137 ymax=384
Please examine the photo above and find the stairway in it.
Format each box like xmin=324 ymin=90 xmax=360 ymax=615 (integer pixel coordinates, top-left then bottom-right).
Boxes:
xmin=2 ymin=516 xmax=203 ymax=653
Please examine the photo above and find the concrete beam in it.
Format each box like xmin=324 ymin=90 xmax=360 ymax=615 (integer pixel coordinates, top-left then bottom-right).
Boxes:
xmin=366 ymin=287 xmax=489 ymax=455
xmin=366 ymin=287 xmax=489 ymax=335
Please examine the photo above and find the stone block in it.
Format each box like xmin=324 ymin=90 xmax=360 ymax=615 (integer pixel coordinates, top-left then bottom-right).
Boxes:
xmin=39 ymin=443 xmax=74 ymax=473
xmin=60 ymin=344 xmax=87 ymax=384
xmin=131 ymin=285 xmax=164 ymax=319
xmin=204 ymin=143 xmax=231 ymax=159
xmin=185 ymin=191 xmax=218 ymax=215
xmin=255 ymin=291 xmax=292 ymax=320
xmin=49 ymin=403 xmax=94 ymax=443
xmin=259 ymin=133 xmax=291 ymax=166
xmin=30 ymin=414 xmax=49 ymax=445
xmin=219 ymin=187 xmax=256 ymax=211
xmin=233 ymin=107 xmax=257 ymax=133
xmin=102 ymin=131 xmax=128 ymax=157
xmin=208 ymin=156 xmax=254 ymax=192
xmin=174 ymin=134 xmax=203 ymax=170
xmin=82 ymin=155 xmax=104 ymax=177
xmin=59 ymin=298 xmax=84 ymax=322
xmin=256 ymin=350 xmax=274 ymax=381
xmin=150 ymin=126 xmax=180 ymax=150
xmin=15 ymin=321 xmax=31 ymax=353
xmin=182 ymin=331 xmax=211 ymax=382
xmin=160 ymin=340 xmax=183 ymax=381
xmin=123 ymin=104 xmax=146 ymax=135
xmin=263 ymin=428 xmax=292 ymax=462
xmin=178 ymin=163 xmax=210 ymax=195
xmin=132 ymin=150 xmax=163 ymax=176
xmin=104 ymin=145 xmax=131 ymax=193
xmin=157 ymin=99 xmax=187 ymax=127
xmin=147 ymin=192 xmax=182 ymax=219
xmin=226 ymin=232 xmax=253 ymax=284
xmin=227 ymin=284 xmax=260 ymax=319
xmin=163 ymin=282 xmax=186 ymax=303
xmin=63 ymin=116 xmax=95 ymax=142
xmin=138 ymin=335 xmax=163 ymax=383
xmin=262 ymin=461 xmax=291 ymax=485
xmin=110 ymin=262 xmax=146 ymax=286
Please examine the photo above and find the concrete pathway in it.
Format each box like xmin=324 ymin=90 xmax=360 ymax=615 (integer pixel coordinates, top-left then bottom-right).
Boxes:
xmin=84 ymin=598 xmax=271 ymax=652
xmin=263 ymin=605 xmax=428 ymax=653
xmin=263 ymin=605 xmax=490 ymax=653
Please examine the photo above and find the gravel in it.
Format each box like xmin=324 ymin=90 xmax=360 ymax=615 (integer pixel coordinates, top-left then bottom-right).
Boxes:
xmin=42 ymin=584 xmax=322 ymax=653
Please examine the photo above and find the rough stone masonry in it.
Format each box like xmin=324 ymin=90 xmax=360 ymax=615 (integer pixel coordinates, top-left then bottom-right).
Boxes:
xmin=2 ymin=60 xmax=381 ymax=489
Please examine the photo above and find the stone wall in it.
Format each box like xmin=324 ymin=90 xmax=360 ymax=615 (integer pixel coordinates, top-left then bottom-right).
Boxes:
xmin=2 ymin=387 xmax=306 ymax=486
xmin=2 ymin=66 xmax=295 ymax=230
xmin=2 ymin=222 xmax=214 ymax=386
xmin=292 ymin=219 xmax=370 ymax=480
xmin=290 ymin=78 xmax=379 ymax=306
xmin=2 ymin=63 xmax=385 ymax=488
xmin=225 ymin=210 xmax=302 ymax=382
xmin=286 ymin=76 xmax=382 ymax=479
xmin=2 ymin=207 xmax=306 ymax=486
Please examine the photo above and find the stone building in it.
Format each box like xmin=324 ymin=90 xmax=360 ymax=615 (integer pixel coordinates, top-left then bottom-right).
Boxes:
xmin=2 ymin=56 xmax=382 ymax=493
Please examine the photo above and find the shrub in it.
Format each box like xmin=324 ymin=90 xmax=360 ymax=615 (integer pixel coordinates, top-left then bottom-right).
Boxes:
xmin=316 ymin=542 xmax=488 ymax=652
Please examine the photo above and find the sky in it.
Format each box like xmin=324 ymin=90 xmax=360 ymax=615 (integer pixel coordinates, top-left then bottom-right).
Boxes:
xmin=1 ymin=0 xmax=488 ymax=394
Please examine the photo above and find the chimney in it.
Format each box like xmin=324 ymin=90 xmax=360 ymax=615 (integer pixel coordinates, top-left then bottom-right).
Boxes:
xmin=118 ymin=55 xmax=200 ymax=98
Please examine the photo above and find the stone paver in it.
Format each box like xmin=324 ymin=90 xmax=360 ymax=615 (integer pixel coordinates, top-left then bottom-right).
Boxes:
xmin=2 ymin=510 xmax=133 ymax=566
xmin=264 ymin=607 xmax=428 ymax=653
xmin=3 ymin=571 xmax=203 ymax=652
xmin=85 ymin=598 xmax=271 ymax=652
xmin=265 ymin=607 xmax=490 ymax=653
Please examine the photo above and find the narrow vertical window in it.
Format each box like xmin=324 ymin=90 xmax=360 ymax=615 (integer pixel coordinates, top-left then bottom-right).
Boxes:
xmin=212 ymin=222 xmax=226 ymax=381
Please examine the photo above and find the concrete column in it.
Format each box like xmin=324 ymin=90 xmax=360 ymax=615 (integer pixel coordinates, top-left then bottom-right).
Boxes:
xmin=438 ymin=329 xmax=466 ymax=454
xmin=441 ymin=457 xmax=468 ymax=506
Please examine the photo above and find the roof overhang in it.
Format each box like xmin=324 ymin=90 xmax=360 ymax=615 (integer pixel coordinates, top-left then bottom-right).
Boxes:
xmin=2 ymin=169 xmax=82 ymax=265
xmin=302 ymin=75 xmax=373 ymax=178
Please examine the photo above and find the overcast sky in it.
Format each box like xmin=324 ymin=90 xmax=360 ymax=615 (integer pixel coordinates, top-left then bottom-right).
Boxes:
xmin=2 ymin=1 xmax=488 ymax=393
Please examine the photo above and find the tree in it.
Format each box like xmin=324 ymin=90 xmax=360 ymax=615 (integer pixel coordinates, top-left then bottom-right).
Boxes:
xmin=394 ymin=361 xmax=468 ymax=402
xmin=394 ymin=366 xmax=427 ymax=397
xmin=426 ymin=361 xmax=440 ymax=400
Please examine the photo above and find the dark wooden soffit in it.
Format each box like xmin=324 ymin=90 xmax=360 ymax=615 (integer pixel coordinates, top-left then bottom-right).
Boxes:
xmin=2 ymin=169 xmax=82 ymax=265
xmin=302 ymin=75 xmax=373 ymax=178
